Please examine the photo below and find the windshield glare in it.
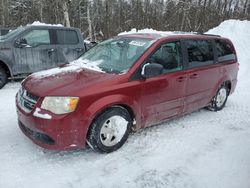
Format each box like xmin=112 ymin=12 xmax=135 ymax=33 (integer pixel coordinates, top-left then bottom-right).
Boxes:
xmin=78 ymin=38 xmax=154 ymax=74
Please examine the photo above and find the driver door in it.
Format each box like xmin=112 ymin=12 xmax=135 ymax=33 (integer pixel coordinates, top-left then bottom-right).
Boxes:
xmin=13 ymin=29 xmax=57 ymax=74
xmin=141 ymin=41 xmax=188 ymax=127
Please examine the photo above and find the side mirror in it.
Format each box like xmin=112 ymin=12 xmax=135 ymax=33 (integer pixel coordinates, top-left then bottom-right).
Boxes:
xmin=141 ymin=63 xmax=163 ymax=79
xmin=15 ymin=38 xmax=28 ymax=48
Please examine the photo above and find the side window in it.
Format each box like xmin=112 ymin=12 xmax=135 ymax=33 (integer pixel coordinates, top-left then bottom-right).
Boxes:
xmin=56 ymin=30 xmax=79 ymax=45
xmin=186 ymin=40 xmax=214 ymax=68
xmin=22 ymin=30 xmax=50 ymax=46
xmin=148 ymin=41 xmax=183 ymax=74
xmin=215 ymin=40 xmax=236 ymax=63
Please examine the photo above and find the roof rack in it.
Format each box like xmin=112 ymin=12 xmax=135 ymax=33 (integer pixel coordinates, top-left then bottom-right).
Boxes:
xmin=169 ymin=31 xmax=221 ymax=37
xmin=197 ymin=33 xmax=221 ymax=37
xmin=172 ymin=31 xmax=194 ymax=34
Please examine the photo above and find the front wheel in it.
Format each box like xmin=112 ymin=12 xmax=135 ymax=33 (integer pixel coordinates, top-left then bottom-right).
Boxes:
xmin=207 ymin=84 xmax=229 ymax=111
xmin=87 ymin=106 xmax=132 ymax=153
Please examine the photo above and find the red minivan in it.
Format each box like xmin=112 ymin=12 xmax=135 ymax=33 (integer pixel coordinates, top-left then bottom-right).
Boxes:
xmin=16 ymin=33 xmax=238 ymax=153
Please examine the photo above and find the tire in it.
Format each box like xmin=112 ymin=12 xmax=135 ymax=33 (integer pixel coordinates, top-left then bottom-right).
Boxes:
xmin=87 ymin=106 xmax=132 ymax=153
xmin=207 ymin=84 xmax=229 ymax=111
xmin=0 ymin=66 xmax=8 ymax=89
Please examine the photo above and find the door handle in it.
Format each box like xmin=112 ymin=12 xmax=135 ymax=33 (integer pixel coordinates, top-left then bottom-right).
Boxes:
xmin=190 ymin=73 xmax=198 ymax=79
xmin=176 ymin=76 xmax=186 ymax=82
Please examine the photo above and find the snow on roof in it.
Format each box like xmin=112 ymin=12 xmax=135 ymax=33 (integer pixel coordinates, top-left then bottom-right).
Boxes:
xmin=118 ymin=28 xmax=195 ymax=37
xmin=28 ymin=21 xmax=63 ymax=27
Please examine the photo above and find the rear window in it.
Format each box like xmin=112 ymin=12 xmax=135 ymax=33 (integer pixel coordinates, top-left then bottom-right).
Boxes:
xmin=215 ymin=40 xmax=236 ymax=62
xmin=56 ymin=30 xmax=79 ymax=45
xmin=186 ymin=40 xmax=214 ymax=68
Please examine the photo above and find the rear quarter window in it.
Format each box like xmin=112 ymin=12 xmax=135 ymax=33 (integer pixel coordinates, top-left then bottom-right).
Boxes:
xmin=215 ymin=39 xmax=236 ymax=63
xmin=186 ymin=40 xmax=214 ymax=68
xmin=56 ymin=30 xmax=79 ymax=45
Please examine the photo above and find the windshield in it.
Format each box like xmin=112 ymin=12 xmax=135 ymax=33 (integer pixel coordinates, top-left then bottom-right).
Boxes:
xmin=0 ymin=27 xmax=25 ymax=41
xmin=76 ymin=37 xmax=154 ymax=74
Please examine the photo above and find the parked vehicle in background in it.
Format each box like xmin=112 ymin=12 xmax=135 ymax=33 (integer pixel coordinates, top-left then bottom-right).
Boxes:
xmin=0 ymin=28 xmax=10 ymax=36
xmin=16 ymin=32 xmax=238 ymax=153
xmin=0 ymin=24 xmax=86 ymax=88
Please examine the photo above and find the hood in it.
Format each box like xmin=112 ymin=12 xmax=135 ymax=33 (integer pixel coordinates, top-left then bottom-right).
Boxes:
xmin=23 ymin=65 xmax=121 ymax=97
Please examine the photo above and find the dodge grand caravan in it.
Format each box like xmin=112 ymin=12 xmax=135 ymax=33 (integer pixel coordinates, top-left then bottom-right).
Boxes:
xmin=16 ymin=32 xmax=238 ymax=153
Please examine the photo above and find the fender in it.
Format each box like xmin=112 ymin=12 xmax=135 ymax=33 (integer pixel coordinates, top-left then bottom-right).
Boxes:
xmin=82 ymin=94 xmax=141 ymax=130
xmin=0 ymin=52 xmax=13 ymax=76
xmin=211 ymin=74 xmax=232 ymax=99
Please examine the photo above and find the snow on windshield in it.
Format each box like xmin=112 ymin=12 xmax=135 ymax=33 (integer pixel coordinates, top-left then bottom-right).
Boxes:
xmin=79 ymin=38 xmax=154 ymax=74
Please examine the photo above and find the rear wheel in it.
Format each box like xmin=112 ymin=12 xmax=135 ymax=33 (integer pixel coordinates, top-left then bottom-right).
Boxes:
xmin=207 ymin=84 xmax=229 ymax=111
xmin=0 ymin=66 xmax=8 ymax=89
xmin=87 ymin=106 xmax=132 ymax=153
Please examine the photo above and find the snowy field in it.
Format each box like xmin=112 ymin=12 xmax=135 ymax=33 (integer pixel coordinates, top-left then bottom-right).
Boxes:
xmin=0 ymin=20 xmax=250 ymax=188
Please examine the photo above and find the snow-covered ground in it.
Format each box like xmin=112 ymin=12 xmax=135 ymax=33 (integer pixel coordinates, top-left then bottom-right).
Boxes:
xmin=1 ymin=20 xmax=250 ymax=188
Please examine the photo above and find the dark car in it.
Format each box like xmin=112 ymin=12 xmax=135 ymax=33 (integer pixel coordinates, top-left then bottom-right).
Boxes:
xmin=0 ymin=25 xmax=86 ymax=88
xmin=16 ymin=33 xmax=238 ymax=153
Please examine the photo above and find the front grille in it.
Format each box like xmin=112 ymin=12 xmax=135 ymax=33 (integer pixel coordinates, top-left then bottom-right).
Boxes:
xmin=17 ymin=87 xmax=39 ymax=113
xmin=26 ymin=91 xmax=39 ymax=101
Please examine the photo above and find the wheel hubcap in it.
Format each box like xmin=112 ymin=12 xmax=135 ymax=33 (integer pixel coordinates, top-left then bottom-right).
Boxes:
xmin=100 ymin=116 xmax=128 ymax=147
xmin=216 ymin=88 xmax=227 ymax=108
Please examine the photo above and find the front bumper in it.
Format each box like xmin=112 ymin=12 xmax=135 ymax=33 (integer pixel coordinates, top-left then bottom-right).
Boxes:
xmin=16 ymin=101 xmax=89 ymax=150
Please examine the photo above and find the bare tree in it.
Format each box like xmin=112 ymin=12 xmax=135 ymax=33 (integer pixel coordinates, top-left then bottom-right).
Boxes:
xmin=63 ymin=0 xmax=71 ymax=27
xmin=1 ymin=0 xmax=250 ymax=38
xmin=87 ymin=1 xmax=92 ymax=40
xmin=39 ymin=0 xmax=44 ymax=22
xmin=1 ymin=0 xmax=5 ymax=26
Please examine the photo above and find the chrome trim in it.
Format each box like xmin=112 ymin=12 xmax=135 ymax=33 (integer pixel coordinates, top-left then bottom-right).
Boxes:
xmin=17 ymin=87 xmax=38 ymax=113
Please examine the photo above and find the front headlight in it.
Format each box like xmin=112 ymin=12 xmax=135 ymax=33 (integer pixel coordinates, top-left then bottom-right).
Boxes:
xmin=41 ymin=96 xmax=79 ymax=114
